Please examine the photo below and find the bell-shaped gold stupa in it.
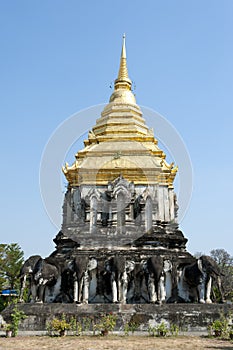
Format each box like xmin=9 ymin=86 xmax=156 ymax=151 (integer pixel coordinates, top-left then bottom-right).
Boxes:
xmin=63 ymin=35 xmax=177 ymax=188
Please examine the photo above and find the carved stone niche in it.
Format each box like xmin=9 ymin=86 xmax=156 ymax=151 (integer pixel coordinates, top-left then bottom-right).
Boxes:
xmin=60 ymin=175 xmax=187 ymax=251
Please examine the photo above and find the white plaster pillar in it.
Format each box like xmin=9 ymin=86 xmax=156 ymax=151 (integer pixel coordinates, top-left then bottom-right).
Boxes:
xmin=158 ymin=186 xmax=165 ymax=221
xmin=145 ymin=197 xmax=153 ymax=232
xmin=168 ymin=189 xmax=175 ymax=221
xmin=163 ymin=187 xmax=170 ymax=222
xmin=90 ymin=197 xmax=97 ymax=232
xmin=154 ymin=186 xmax=159 ymax=221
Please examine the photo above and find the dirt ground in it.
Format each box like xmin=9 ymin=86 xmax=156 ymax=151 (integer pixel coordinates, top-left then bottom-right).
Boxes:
xmin=0 ymin=335 xmax=233 ymax=350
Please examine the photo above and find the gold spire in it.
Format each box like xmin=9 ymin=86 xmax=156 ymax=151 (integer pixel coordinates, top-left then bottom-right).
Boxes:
xmin=114 ymin=34 xmax=132 ymax=91
xmin=108 ymin=34 xmax=135 ymax=104
xmin=63 ymin=35 xmax=178 ymax=188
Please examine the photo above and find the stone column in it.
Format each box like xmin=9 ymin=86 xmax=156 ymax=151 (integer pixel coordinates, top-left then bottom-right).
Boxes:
xmin=168 ymin=188 xmax=175 ymax=221
xmin=163 ymin=187 xmax=170 ymax=222
xmin=145 ymin=197 xmax=153 ymax=233
xmin=63 ymin=190 xmax=72 ymax=226
xmin=90 ymin=197 xmax=97 ymax=232
xmin=158 ymin=186 xmax=165 ymax=221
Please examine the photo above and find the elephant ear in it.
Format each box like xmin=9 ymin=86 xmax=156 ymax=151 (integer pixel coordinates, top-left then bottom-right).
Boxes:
xmin=163 ymin=260 xmax=172 ymax=273
xmin=34 ymin=257 xmax=43 ymax=274
xmin=142 ymin=260 xmax=148 ymax=272
xmin=126 ymin=260 xmax=135 ymax=273
xmin=105 ymin=259 xmax=112 ymax=273
xmin=87 ymin=258 xmax=97 ymax=271
xmin=147 ymin=256 xmax=164 ymax=274
xmin=74 ymin=256 xmax=89 ymax=275
xmin=200 ymin=255 xmax=222 ymax=276
xmin=114 ymin=255 xmax=126 ymax=274
xmin=18 ymin=255 xmax=41 ymax=277
xmin=44 ymin=256 xmax=61 ymax=273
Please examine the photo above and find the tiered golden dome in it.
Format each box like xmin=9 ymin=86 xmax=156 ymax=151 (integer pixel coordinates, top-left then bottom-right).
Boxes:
xmin=63 ymin=35 xmax=177 ymax=187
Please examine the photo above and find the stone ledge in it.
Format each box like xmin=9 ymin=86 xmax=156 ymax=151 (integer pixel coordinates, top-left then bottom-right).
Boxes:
xmin=2 ymin=303 xmax=233 ymax=332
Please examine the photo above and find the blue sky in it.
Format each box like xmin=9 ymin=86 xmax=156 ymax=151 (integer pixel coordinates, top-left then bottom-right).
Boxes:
xmin=0 ymin=1 xmax=233 ymax=259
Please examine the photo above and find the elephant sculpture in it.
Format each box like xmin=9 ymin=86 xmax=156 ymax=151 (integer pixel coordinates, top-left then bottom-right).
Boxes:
xmin=73 ymin=256 xmax=97 ymax=304
xmin=18 ymin=255 xmax=41 ymax=302
xmin=179 ymin=255 xmax=225 ymax=303
xmin=129 ymin=261 xmax=145 ymax=303
xmin=106 ymin=255 xmax=135 ymax=304
xmin=144 ymin=256 xmax=165 ymax=304
xmin=32 ymin=257 xmax=60 ymax=303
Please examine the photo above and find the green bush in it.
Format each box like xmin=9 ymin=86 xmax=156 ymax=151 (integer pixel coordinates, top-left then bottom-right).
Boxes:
xmin=148 ymin=321 xmax=169 ymax=337
xmin=208 ymin=316 xmax=230 ymax=338
xmin=46 ymin=314 xmax=70 ymax=336
xmin=94 ymin=313 xmax=117 ymax=335
xmin=124 ymin=321 xmax=139 ymax=335
xmin=10 ymin=305 xmax=26 ymax=337
xmin=170 ymin=323 xmax=179 ymax=336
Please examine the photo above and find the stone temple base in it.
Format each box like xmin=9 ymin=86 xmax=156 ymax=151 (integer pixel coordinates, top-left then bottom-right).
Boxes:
xmin=2 ymin=303 xmax=233 ymax=332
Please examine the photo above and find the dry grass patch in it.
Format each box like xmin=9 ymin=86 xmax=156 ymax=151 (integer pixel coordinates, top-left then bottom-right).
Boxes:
xmin=0 ymin=335 xmax=233 ymax=350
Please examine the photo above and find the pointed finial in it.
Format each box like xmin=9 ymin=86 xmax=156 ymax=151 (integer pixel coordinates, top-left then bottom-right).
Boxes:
xmin=121 ymin=33 xmax=126 ymax=59
xmin=114 ymin=34 xmax=132 ymax=90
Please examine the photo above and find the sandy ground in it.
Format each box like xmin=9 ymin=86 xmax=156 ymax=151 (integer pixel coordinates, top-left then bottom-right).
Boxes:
xmin=0 ymin=335 xmax=233 ymax=350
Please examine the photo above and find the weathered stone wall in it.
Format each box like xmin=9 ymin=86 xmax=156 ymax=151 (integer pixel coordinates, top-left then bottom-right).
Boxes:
xmin=2 ymin=303 xmax=233 ymax=332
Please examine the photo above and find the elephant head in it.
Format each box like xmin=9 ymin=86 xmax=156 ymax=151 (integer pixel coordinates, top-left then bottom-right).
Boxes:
xmin=106 ymin=255 xmax=135 ymax=304
xmin=180 ymin=255 xmax=225 ymax=303
xmin=18 ymin=255 xmax=42 ymax=302
xmin=32 ymin=258 xmax=59 ymax=303
xmin=198 ymin=255 xmax=225 ymax=303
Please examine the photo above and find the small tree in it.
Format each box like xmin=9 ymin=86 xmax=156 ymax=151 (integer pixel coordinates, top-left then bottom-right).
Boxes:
xmin=210 ymin=249 xmax=233 ymax=302
xmin=0 ymin=243 xmax=24 ymax=290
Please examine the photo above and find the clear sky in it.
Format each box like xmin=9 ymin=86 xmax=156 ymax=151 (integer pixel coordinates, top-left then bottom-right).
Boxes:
xmin=1 ymin=1 xmax=233 ymax=259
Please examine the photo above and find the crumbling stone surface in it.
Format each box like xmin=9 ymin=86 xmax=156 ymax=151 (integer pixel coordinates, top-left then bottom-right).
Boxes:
xmin=3 ymin=303 xmax=233 ymax=332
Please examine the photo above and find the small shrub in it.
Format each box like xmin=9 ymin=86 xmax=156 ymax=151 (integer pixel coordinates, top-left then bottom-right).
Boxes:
xmin=10 ymin=305 xmax=27 ymax=337
xmin=47 ymin=315 xmax=70 ymax=336
xmin=46 ymin=321 xmax=53 ymax=336
xmin=70 ymin=316 xmax=78 ymax=335
xmin=82 ymin=317 xmax=92 ymax=332
xmin=50 ymin=318 xmax=70 ymax=331
xmin=124 ymin=321 xmax=139 ymax=336
xmin=148 ymin=325 xmax=157 ymax=337
xmin=156 ymin=321 xmax=169 ymax=337
xmin=94 ymin=313 xmax=117 ymax=336
xmin=209 ymin=318 xmax=228 ymax=338
xmin=3 ymin=323 xmax=13 ymax=331
xmin=148 ymin=322 xmax=169 ymax=337
xmin=170 ymin=323 xmax=179 ymax=336
xmin=76 ymin=322 xmax=82 ymax=336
